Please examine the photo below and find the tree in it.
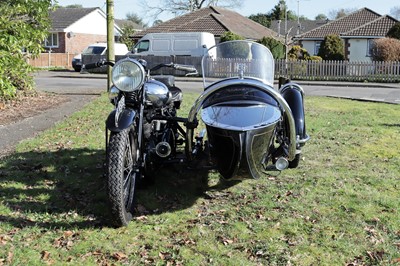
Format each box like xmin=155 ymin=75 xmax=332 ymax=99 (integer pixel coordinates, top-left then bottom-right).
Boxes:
xmin=0 ymin=0 xmax=52 ymax=99
xmin=317 ymin=34 xmax=345 ymax=60
xmin=371 ymin=38 xmax=400 ymax=61
xmin=387 ymin=22 xmax=400 ymax=40
xmin=328 ymin=8 xmax=356 ymax=20
xmin=390 ymin=6 xmax=400 ymax=20
xmin=119 ymin=24 xmax=136 ymax=51
xmin=315 ymin=13 xmax=327 ymax=20
xmin=258 ymin=37 xmax=285 ymax=59
xmin=248 ymin=13 xmax=270 ymax=27
xmin=268 ymin=0 xmax=297 ymax=21
xmin=141 ymin=0 xmax=242 ymax=18
xmin=248 ymin=1 xmax=298 ymax=28
xmin=220 ymin=31 xmax=244 ymax=42
xmin=65 ymin=4 xmax=83 ymax=8
xmin=126 ymin=12 xmax=147 ymax=28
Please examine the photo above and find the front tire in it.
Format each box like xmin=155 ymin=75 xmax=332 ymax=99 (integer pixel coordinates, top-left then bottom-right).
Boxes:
xmin=107 ymin=127 xmax=139 ymax=226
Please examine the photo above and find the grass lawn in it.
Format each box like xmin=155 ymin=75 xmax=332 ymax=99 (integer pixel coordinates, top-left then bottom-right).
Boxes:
xmin=0 ymin=93 xmax=399 ymax=265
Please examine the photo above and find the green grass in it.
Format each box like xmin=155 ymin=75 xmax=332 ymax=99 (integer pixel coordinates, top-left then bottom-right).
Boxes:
xmin=0 ymin=94 xmax=399 ymax=265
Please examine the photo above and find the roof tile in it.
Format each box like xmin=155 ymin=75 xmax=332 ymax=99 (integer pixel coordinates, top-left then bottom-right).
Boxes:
xmin=50 ymin=7 xmax=99 ymax=31
xmin=298 ymin=8 xmax=381 ymax=39
xmin=133 ymin=6 xmax=278 ymax=40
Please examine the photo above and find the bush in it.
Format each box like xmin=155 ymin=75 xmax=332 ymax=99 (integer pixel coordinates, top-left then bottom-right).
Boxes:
xmin=220 ymin=31 xmax=244 ymax=42
xmin=288 ymin=45 xmax=310 ymax=60
xmin=387 ymin=22 xmax=400 ymax=40
xmin=0 ymin=0 xmax=51 ymax=100
xmin=371 ymin=37 xmax=400 ymax=61
xmin=257 ymin=37 xmax=285 ymax=59
xmin=317 ymin=34 xmax=345 ymax=60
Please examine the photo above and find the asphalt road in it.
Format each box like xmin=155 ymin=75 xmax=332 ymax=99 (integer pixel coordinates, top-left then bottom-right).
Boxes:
xmin=1 ymin=70 xmax=399 ymax=157
xmin=34 ymin=70 xmax=400 ymax=104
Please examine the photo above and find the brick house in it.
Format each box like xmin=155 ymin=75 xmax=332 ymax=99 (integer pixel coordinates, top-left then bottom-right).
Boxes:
xmin=132 ymin=6 xmax=280 ymax=43
xmin=46 ymin=7 xmax=122 ymax=55
xmin=295 ymin=8 xmax=398 ymax=61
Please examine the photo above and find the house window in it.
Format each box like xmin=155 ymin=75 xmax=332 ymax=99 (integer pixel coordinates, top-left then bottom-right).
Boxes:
xmin=367 ymin=39 xmax=375 ymax=57
xmin=315 ymin=41 xmax=322 ymax=55
xmin=44 ymin=33 xmax=59 ymax=48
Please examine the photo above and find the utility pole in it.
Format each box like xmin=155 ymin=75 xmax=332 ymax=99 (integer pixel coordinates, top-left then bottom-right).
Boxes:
xmin=106 ymin=0 xmax=115 ymax=91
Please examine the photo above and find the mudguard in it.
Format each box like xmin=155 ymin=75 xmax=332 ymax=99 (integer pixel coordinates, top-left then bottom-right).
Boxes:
xmin=280 ymin=85 xmax=306 ymax=141
xmin=106 ymin=109 xmax=136 ymax=132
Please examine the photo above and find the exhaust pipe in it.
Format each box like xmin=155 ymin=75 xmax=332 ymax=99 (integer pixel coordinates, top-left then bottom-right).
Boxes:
xmin=275 ymin=157 xmax=289 ymax=171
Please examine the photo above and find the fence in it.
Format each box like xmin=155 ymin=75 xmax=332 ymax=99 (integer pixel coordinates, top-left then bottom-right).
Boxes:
xmin=275 ymin=59 xmax=400 ymax=82
xmin=27 ymin=53 xmax=400 ymax=83
xmin=26 ymin=52 xmax=77 ymax=69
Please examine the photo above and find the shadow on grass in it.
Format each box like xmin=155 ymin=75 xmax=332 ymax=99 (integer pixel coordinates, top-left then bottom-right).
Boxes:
xmin=0 ymin=148 xmax=237 ymax=229
xmin=382 ymin=123 xmax=400 ymax=127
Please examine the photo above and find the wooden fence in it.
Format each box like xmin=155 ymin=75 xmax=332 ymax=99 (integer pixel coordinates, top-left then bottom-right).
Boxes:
xmin=275 ymin=59 xmax=400 ymax=82
xmin=27 ymin=52 xmax=77 ymax=69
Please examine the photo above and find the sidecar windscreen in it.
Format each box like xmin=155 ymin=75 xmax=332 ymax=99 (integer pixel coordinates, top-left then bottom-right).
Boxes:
xmin=202 ymin=40 xmax=274 ymax=87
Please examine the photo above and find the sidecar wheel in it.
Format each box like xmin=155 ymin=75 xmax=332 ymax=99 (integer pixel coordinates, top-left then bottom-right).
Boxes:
xmin=107 ymin=127 xmax=139 ymax=227
xmin=289 ymin=153 xmax=300 ymax=168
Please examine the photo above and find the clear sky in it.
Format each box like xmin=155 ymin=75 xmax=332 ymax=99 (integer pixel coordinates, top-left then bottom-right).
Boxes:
xmin=55 ymin=0 xmax=399 ymax=24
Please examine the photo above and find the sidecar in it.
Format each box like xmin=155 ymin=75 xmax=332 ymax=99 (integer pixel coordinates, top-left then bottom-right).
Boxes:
xmin=186 ymin=40 xmax=309 ymax=179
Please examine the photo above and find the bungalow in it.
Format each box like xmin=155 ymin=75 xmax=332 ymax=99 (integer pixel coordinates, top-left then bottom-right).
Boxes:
xmin=47 ymin=7 xmax=122 ymax=55
xmin=295 ymin=8 xmax=398 ymax=61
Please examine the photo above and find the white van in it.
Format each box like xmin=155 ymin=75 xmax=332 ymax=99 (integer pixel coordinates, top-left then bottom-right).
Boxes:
xmin=130 ymin=32 xmax=215 ymax=57
xmin=72 ymin=42 xmax=128 ymax=72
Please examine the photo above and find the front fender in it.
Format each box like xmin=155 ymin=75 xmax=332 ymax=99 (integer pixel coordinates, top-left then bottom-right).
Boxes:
xmin=106 ymin=109 xmax=136 ymax=132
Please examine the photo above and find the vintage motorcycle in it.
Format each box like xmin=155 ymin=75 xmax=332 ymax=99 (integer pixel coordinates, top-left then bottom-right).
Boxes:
xmin=84 ymin=40 xmax=309 ymax=227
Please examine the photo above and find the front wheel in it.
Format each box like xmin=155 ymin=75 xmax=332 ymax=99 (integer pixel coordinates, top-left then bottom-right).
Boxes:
xmin=107 ymin=127 xmax=139 ymax=226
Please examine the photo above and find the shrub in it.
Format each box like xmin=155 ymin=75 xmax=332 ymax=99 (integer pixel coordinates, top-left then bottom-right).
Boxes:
xmin=371 ymin=37 xmax=400 ymax=61
xmin=220 ymin=31 xmax=244 ymax=42
xmin=257 ymin=37 xmax=285 ymax=59
xmin=0 ymin=0 xmax=51 ymax=100
xmin=318 ymin=34 xmax=345 ymax=60
xmin=288 ymin=45 xmax=310 ymax=60
xmin=387 ymin=22 xmax=400 ymax=40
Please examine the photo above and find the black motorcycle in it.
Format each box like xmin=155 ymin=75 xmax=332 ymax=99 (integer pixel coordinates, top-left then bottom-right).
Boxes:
xmin=84 ymin=40 xmax=309 ymax=226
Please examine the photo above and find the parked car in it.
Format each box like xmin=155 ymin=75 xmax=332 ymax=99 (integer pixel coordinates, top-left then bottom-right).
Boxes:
xmin=128 ymin=32 xmax=215 ymax=57
xmin=72 ymin=42 xmax=129 ymax=72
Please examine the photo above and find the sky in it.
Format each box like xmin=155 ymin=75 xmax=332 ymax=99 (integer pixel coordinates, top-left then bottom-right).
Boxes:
xmin=55 ymin=0 xmax=399 ymax=25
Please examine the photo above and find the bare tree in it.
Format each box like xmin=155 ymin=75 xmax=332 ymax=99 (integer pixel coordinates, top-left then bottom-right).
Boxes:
xmin=141 ymin=0 xmax=242 ymax=19
xmin=390 ymin=6 xmax=400 ymax=20
xmin=328 ymin=8 xmax=356 ymax=20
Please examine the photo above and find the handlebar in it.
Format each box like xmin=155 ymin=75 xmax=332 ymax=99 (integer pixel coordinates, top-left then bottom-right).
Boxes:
xmin=83 ymin=60 xmax=115 ymax=70
xmin=83 ymin=60 xmax=197 ymax=76
xmin=150 ymin=63 xmax=198 ymax=76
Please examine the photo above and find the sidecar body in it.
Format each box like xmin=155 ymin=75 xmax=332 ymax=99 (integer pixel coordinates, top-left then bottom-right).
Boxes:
xmin=187 ymin=40 xmax=309 ymax=179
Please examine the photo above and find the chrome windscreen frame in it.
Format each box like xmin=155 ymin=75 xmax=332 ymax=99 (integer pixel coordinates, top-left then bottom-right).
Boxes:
xmin=186 ymin=78 xmax=297 ymax=161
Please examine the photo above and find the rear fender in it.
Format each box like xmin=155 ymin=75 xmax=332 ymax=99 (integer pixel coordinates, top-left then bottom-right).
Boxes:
xmin=106 ymin=109 xmax=137 ymax=132
xmin=280 ymin=83 xmax=307 ymax=143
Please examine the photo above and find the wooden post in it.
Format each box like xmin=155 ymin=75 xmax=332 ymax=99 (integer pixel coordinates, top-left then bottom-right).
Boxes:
xmin=106 ymin=0 xmax=115 ymax=92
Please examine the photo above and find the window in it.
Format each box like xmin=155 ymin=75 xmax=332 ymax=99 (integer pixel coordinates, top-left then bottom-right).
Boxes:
xmin=367 ymin=39 xmax=375 ymax=57
xmin=135 ymin=40 xmax=149 ymax=53
xmin=315 ymin=41 xmax=322 ymax=55
xmin=44 ymin=33 xmax=59 ymax=48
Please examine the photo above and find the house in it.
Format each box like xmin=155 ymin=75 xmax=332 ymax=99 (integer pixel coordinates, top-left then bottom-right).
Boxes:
xmin=295 ymin=8 xmax=398 ymax=61
xmin=46 ymin=7 xmax=122 ymax=55
xmin=132 ymin=6 xmax=280 ymax=43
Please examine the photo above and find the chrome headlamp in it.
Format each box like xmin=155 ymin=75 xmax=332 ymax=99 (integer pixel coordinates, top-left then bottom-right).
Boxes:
xmin=112 ymin=58 xmax=145 ymax=92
